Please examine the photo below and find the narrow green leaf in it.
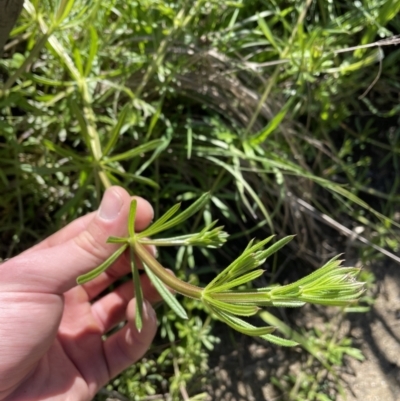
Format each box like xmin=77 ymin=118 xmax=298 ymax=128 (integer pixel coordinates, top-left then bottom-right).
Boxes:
xmin=135 ymin=136 xmax=170 ymax=176
xmin=211 ymin=308 xmax=275 ymax=336
xmin=84 ymin=26 xmax=98 ymax=77
xmin=69 ymin=100 xmax=91 ymax=149
xmin=159 ymin=192 xmax=210 ymax=231
xmin=270 ymin=300 xmax=306 ymax=307
xmin=259 ymin=311 xmax=330 ymax=366
xmin=106 ymin=139 xmax=164 ymax=162
xmin=143 ymin=222 xmax=227 ymax=248
xmin=298 ymin=294 xmax=363 ymax=307
xmin=139 ymin=203 xmax=181 ymax=237
xmin=245 ymin=235 xmax=275 ymax=254
xmin=73 ymin=47 xmax=84 ymax=76
xmin=205 ymin=235 xmax=275 ymax=289
xmin=43 ymin=139 xmax=87 ymax=162
xmin=205 ymin=297 xmax=259 ymax=316
xmin=56 ymin=0 xmax=76 ymax=24
xmin=76 ymin=244 xmax=128 ymax=284
xmin=31 ymin=74 xmax=71 ymax=86
xmin=258 ymin=235 xmax=295 ymax=261
xmin=128 ymin=200 xmax=137 ymax=238
xmin=261 ymin=334 xmax=299 ymax=347
xmin=142 ymin=262 xmax=188 ymax=320
xmin=257 ymin=13 xmax=280 ymax=51
xmin=131 ymin=247 xmax=144 ymax=331
xmin=206 ymin=269 xmax=265 ymax=292
xmin=270 ymin=256 xmax=343 ymax=296
xmin=103 ymin=103 xmax=130 ymax=156
xmin=145 ymin=96 xmax=164 ymax=139
xmin=249 ymin=97 xmax=294 ymax=146
xmin=107 ymin=236 xmax=128 ymax=244
xmin=102 ymin=166 xmax=159 ymax=188
xmin=140 ymin=193 xmax=210 ymax=236
xmin=206 ymin=156 xmax=274 ymax=230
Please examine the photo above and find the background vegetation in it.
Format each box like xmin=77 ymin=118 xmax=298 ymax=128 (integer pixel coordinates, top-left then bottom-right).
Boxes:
xmin=1 ymin=0 xmax=399 ymax=400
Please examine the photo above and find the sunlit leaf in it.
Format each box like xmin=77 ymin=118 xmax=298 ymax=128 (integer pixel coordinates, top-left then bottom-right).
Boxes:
xmin=261 ymin=334 xmax=299 ymax=347
xmin=138 ymin=192 xmax=210 ymax=236
xmin=211 ymin=308 xmax=275 ymax=336
xmin=249 ymin=97 xmax=294 ymax=145
xmin=206 ymin=269 xmax=265 ymax=292
xmin=139 ymin=203 xmax=182 ymax=237
xmin=205 ymin=297 xmax=259 ymax=316
xmin=142 ymin=262 xmax=188 ymax=320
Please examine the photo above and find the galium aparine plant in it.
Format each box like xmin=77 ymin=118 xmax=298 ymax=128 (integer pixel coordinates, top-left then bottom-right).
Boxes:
xmin=77 ymin=193 xmax=365 ymax=347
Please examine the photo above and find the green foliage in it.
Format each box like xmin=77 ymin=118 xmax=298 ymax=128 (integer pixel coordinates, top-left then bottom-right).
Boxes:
xmin=77 ymin=197 xmax=364 ymax=347
xmin=1 ymin=0 xmax=400 ymax=399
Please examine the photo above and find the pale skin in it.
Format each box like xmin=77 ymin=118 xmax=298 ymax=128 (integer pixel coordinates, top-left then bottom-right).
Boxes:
xmin=0 ymin=186 xmax=162 ymax=401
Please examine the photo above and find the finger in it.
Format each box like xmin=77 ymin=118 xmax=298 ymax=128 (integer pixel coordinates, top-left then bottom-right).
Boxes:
xmin=0 ymin=186 xmax=154 ymax=294
xmin=91 ymin=274 xmax=162 ymax=333
xmin=27 ymin=194 xmax=153 ymax=253
xmin=103 ymin=299 xmax=157 ymax=380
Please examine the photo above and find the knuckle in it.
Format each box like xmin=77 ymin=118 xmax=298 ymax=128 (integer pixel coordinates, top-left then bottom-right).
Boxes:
xmin=73 ymin=226 xmax=108 ymax=263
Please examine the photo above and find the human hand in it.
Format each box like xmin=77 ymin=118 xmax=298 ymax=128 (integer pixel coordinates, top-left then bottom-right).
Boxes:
xmin=0 ymin=187 xmax=161 ymax=401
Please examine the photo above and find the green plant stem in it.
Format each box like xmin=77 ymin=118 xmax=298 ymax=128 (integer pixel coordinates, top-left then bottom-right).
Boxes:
xmin=133 ymin=241 xmax=202 ymax=299
xmin=79 ymin=82 xmax=111 ymax=189
xmin=22 ymin=4 xmax=112 ymax=190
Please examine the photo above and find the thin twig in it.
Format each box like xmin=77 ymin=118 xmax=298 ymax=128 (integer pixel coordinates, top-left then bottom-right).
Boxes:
xmin=334 ymin=35 xmax=400 ymax=54
xmin=358 ymin=55 xmax=382 ymax=99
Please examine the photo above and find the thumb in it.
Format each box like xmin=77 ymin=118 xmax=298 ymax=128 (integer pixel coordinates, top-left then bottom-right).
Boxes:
xmin=0 ymin=186 xmax=153 ymax=294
